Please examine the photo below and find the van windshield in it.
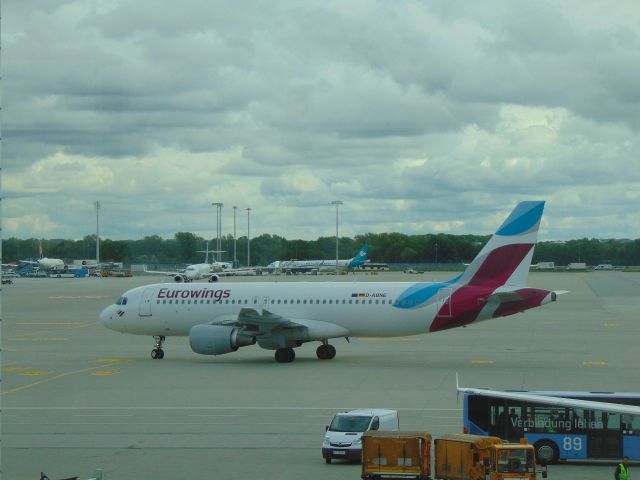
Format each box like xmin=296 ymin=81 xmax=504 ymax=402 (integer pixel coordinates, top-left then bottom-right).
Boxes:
xmin=329 ymin=415 xmax=372 ymax=432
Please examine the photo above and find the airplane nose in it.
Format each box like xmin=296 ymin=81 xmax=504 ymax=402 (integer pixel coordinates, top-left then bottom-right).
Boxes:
xmin=99 ymin=306 xmax=113 ymax=328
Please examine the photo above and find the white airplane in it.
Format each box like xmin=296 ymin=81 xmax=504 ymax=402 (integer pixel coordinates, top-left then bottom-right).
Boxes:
xmin=144 ymin=242 xmax=232 ymax=283
xmin=266 ymin=244 xmax=369 ymax=274
xmin=18 ymin=256 xmax=65 ymax=271
xmin=100 ymin=201 xmax=562 ymax=363
xmin=144 ymin=262 xmax=221 ymax=283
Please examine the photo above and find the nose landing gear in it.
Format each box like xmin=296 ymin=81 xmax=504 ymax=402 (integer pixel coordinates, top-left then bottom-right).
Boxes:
xmin=151 ymin=335 xmax=165 ymax=359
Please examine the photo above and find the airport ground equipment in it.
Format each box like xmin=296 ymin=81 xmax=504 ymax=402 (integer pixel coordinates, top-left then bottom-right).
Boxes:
xmin=361 ymin=431 xmax=432 ymax=479
xmin=434 ymin=434 xmax=545 ymax=480
xmin=323 ymin=409 xmax=399 ymax=463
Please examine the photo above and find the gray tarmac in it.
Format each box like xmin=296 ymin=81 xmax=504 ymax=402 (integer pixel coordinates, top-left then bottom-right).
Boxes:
xmin=2 ymin=271 xmax=639 ymax=479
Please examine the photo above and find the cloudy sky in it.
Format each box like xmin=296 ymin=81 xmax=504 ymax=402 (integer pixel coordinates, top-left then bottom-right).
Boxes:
xmin=3 ymin=1 xmax=639 ymax=244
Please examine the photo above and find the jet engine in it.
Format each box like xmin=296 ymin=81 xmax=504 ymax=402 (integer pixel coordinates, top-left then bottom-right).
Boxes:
xmin=207 ymin=274 xmax=219 ymax=283
xmin=173 ymin=274 xmax=185 ymax=283
xmin=189 ymin=324 xmax=256 ymax=355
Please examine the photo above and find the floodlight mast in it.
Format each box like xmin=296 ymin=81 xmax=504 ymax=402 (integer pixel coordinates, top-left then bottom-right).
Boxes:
xmin=331 ymin=200 xmax=343 ymax=274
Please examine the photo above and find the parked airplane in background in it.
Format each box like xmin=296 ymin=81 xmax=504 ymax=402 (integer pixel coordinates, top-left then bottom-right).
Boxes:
xmin=145 ymin=262 xmax=222 ymax=283
xmin=266 ymin=244 xmax=369 ymax=274
xmin=100 ymin=201 xmax=562 ymax=363
xmin=144 ymin=243 xmax=232 ymax=282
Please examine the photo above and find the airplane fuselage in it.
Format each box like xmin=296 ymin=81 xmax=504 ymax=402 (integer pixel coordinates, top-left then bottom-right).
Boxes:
xmin=100 ymin=280 xmax=554 ymax=338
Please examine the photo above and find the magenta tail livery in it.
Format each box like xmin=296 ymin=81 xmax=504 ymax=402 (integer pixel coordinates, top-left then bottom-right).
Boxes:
xmin=99 ymin=201 xmax=560 ymax=363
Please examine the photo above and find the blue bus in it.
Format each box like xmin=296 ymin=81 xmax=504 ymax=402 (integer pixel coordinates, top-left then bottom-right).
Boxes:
xmin=462 ymin=391 xmax=640 ymax=464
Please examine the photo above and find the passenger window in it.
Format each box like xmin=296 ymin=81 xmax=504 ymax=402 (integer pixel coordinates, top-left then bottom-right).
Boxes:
xmin=329 ymin=300 xmax=332 ymax=304
xmin=349 ymin=300 xmax=353 ymax=304
xmin=277 ymin=299 xmax=281 ymax=304
xmin=323 ymin=300 xmax=326 ymax=304
xmin=284 ymin=300 xmax=287 ymax=304
xmin=303 ymin=300 xmax=307 ymax=304
xmin=375 ymin=300 xmax=379 ymax=304
xmin=316 ymin=300 xmax=320 ymax=304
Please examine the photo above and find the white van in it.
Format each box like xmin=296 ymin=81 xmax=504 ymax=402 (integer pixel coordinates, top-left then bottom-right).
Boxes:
xmin=322 ymin=409 xmax=399 ymax=463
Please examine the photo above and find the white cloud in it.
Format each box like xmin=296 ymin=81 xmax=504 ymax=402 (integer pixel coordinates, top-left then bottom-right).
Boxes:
xmin=3 ymin=0 xmax=639 ymax=241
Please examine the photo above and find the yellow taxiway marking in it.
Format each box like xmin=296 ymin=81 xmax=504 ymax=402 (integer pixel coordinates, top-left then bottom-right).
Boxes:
xmin=582 ymin=361 xmax=606 ymax=366
xmin=2 ymin=359 xmax=132 ymax=396
xmin=17 ymin=322 xmax=78 ymax=325
xmin=3 ymin=366 xmax=28 ymax=372
xmin=96 ymin=358 xmax=131 ymax=363
xmin=604 ymin=322 xmax=621 ymax=327
xmin=471 ymin=359 xmax=495 ymax=365
xmin=16 ymin=321 xmax=96 ymax=330
xmin=21 ymin=370 xmax=49 ymax=376
xmin=7 ymin=336 xmax=68 ymax=342
xmin=542 ymin=321 xmax=554 ymax=325
xmin=92 ymin=371 xmax=121 ymax=376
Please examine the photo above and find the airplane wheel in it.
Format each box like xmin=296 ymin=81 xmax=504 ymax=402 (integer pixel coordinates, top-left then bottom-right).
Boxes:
xmin=328 ymin=345 xmax=336 ymax=359
xmin=317 ymin=344 xmax=336 ymax=360
xmin=325 ymin=458 xmax=331 ymax=464
xmin=275 ymin=347 xmax=295 ymax=363
xmin=151 ymin=348 xmax=164 ymax=360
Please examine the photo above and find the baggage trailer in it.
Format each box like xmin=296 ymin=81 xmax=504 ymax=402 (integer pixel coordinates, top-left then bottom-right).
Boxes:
xmin=361 ymin=431 xmax=432 ymax=480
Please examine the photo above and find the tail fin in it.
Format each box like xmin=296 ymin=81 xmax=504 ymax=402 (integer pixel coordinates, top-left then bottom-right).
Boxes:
xmin=348 ymin=244 xmax=368 ymax=268
xmin=458 ymin=201 xmax=544 ymax=288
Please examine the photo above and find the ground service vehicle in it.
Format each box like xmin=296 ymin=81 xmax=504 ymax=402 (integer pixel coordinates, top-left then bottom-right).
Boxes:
xmin=361 ymin=431 xmax=432 ymax=479
xmin=434 ymin=434 xmax=545 ymax=480
xmin=323 ymin=409 xmax=399 ymax=463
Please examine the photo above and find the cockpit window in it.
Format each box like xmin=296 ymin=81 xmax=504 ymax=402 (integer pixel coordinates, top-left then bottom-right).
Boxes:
xmin=116 ymin=296 xmax=128 ymax=305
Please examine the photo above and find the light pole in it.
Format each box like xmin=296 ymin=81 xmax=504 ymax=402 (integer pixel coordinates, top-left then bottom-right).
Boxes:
xmin=94 ymin=200 xmax=101 ymax=264
xmin=233 ymin=206 xmax=237 ymax=268
xmin=331 ymin=200 xmax=343 ymax=274
xmin=211 ymin=202 xmax=223 ymax=262
xmin=246 ymin=207 xmax=251 ymax=267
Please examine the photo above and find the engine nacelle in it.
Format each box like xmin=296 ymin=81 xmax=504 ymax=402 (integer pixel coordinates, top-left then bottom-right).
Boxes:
xmin=173 ymin=274 xmax=185 ymax=283
xmin=207 ymin=274 xmax=219 ymax=283
xmin=189 ymin=324 xmax=255 ymax=356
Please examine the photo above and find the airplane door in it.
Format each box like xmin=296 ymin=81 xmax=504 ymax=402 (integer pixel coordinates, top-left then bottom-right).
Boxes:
xmin=262 ymin=296 xmax=270 ymax=310
xmin=437 ymin=287 xmax=452 ymax=317
xmin=139 ymin=288 xmax=155 ymax=316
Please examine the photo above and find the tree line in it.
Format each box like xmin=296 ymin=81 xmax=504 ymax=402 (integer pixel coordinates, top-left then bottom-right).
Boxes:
xmin=3 ymin=233 xmax=639 ymax=267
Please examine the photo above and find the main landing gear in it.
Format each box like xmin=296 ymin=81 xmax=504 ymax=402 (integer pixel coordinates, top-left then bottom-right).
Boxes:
xmin=274 ymin=347 xmax=295 ymax=363
xmin=316 ymin=343 xmax=336 ymax=360
xmin=151 ymin=335 xmax=165 ymax=359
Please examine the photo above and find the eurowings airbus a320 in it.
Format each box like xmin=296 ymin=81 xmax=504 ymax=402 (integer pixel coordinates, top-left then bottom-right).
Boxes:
xmin=99 ymin=201 xmax=562 ymax=363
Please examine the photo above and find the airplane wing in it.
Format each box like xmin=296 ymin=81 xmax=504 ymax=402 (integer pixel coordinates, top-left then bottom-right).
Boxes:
xmin=143 ymin=266 xmax=180 ymax=276
xmin=457 ymin=380 xmax=640 ymax=416
xmin=216 ymin=308 xmax=350 ymax=339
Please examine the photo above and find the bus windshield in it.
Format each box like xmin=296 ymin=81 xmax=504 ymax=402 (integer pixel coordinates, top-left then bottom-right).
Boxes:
xmin=329 ymin=415 xmax=372 ymax=432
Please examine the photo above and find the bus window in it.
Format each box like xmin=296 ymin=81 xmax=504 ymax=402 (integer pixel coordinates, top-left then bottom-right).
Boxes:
xmin=490 ymin=404 xmax=507 ymax=437
xmin=532 ymin=407 xmax=569 ymax=433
